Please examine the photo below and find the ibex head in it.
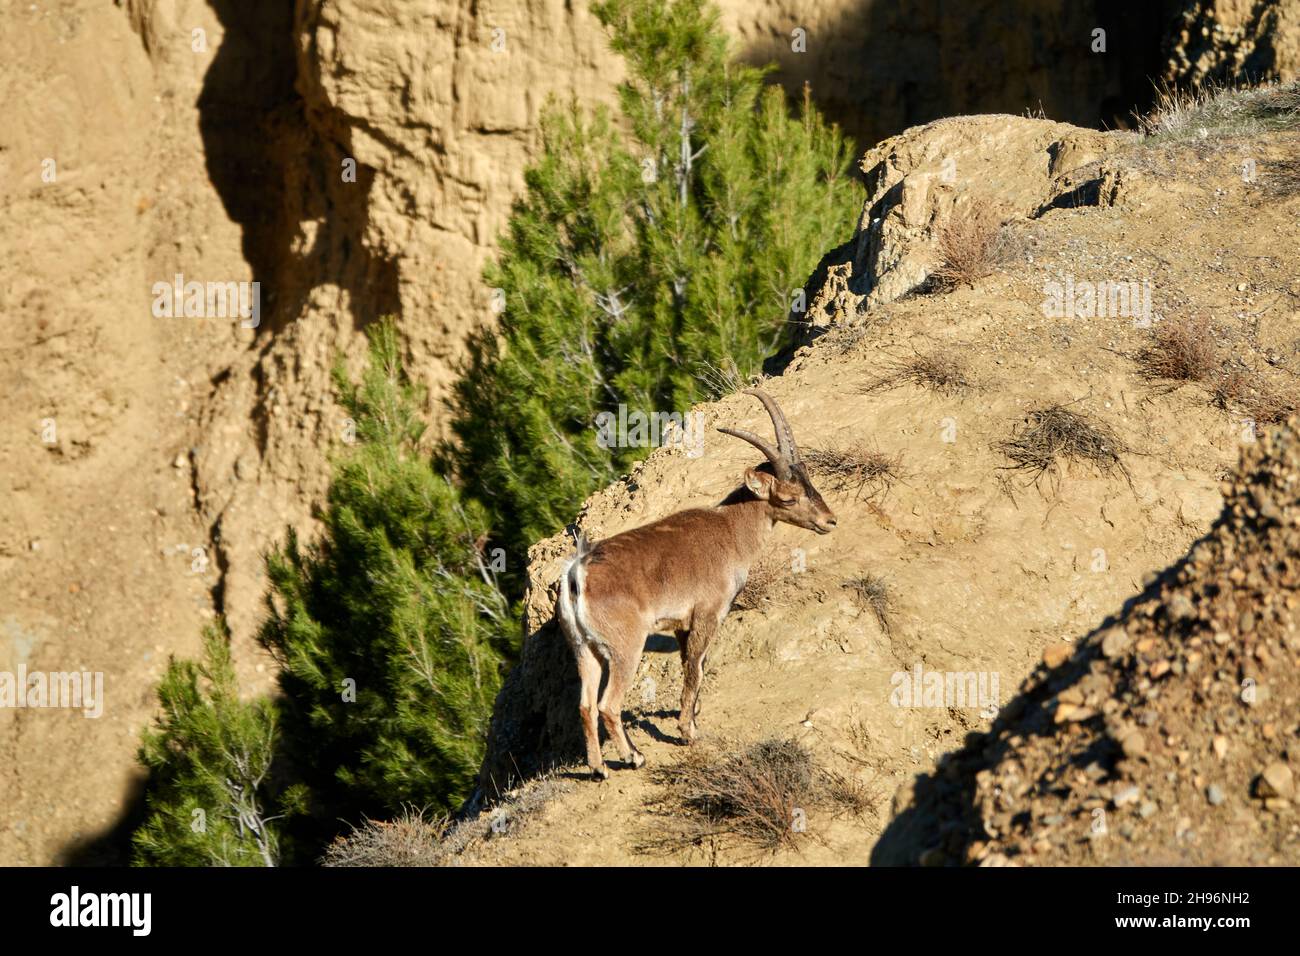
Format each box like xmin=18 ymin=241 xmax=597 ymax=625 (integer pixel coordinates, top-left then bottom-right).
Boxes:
xmin=719 ymin=389 xmax=837 ymax=535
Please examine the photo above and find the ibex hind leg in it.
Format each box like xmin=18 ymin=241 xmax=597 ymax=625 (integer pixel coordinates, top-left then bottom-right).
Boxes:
xmin=574 ymin=642 xmax=608 ymax=780
xmin=597 ymin=643 xmax=645 ymax=770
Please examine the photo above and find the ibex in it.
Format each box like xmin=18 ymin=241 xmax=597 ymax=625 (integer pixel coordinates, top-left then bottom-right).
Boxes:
xmin=556 ymin=389 xmax=836 ymax=779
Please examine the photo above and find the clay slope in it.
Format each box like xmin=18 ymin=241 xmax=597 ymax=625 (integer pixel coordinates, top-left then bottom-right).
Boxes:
xmin=444 ymin=117 xmax=1300 ymax=866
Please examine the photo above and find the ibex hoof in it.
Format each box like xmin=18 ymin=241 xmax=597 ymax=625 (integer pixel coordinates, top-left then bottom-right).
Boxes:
xmin=592 ymin=764 xmax=609 ymax=781
xmin=678 ymin=725 xmax=697 ymax=746
xmin=628 ymin=751 xmax=646 ymax=769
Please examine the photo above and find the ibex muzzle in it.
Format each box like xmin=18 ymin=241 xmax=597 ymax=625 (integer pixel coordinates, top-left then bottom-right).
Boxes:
xmin=556 ymin=389 xmax=835 ymax=779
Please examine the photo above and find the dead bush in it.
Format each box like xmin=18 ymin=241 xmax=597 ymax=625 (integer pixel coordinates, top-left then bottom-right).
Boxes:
xmin=931 ymin=199 xmax=1013 ymax=290
xmin=863 ymin=350 xmax=975 ymax=396
xmin=805 ymin=444 xmax=903 ymax=500
xmin=638 ymin=738 xmax=818 ymax=855
xmin=1136 ymin=317 xmax=1219 ymax=383
xmin=732 ymin=558 xmax=791 ymax=611
xmin=1213 ymin=368 xmax=1298 ymax=426
xmin=842 ymin=574 xmax=892 ymax=635
xmin=321 ymin=776 xmax=572 ymax=866
xmin=999 ymin=404 xmax=1130 ymax=488
xmin=321 ymin=807 xmax=448 ymax=867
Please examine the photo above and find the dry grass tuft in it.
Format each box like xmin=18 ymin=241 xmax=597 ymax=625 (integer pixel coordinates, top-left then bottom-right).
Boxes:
xmin=695 ymin=357 xmax=747 ymax=400
xmin=639 ymin=738 xmax=819 ymax=855
xmin=1137 ymin=80 xmax=1300 ymax=143
xmin=821 ymin=767 xmax=883 ymax=820
xmin=863 ymin=350 xmax=975 ymax=396
xmin=1136 ymin=317 xmax=1219 ymax=383
xmin=1213 ymin=369 xmax=1298 ymax=426
xmin=931 ymin=198 xmax=1013 ymax=290
xmin=805 ymin=444 xmax=903 ymax=500
xmin=999 ymin=404 xmax=1129 ymax=488
xmin=842 ymin=573 xmax=892 ymax=635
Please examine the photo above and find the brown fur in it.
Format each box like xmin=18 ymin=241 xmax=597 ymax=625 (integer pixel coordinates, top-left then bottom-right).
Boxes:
xmin=559 ymin=460 xmax=835 ymax=779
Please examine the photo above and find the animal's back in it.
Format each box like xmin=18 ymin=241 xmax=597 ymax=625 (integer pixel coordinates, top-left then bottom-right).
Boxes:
xmin=581 ymin=507 xmax=742 ymax=623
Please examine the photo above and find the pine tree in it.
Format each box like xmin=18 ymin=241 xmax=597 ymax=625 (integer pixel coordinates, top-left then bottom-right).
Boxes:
xmin=259 ymin=320 xmax=511 ymax=824
xmin=133 ymin=625 xmax=302 ymax=866
xmin=449 ymin=0 xmax=858 ymax=562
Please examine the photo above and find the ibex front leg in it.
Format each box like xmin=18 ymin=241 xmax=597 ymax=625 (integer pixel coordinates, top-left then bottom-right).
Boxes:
xmin=677 ymin=612 xmax=721 ymax=744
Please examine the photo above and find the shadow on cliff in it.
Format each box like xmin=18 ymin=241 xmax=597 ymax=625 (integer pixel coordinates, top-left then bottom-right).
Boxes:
xmin=870 ymin=559 xmax=1189 ymax=866
xmin=747 ymin=0 xmax=1176 ymax=152
xmin=198 ymin=0 xmax=399 ymax=335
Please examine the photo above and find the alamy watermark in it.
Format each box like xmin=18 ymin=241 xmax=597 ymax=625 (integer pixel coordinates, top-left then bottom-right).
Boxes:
xmin=890 ymin=663 xmax=999 ymax=717
xmin=1041 ymin=274 xmax=1153 ymax=326
xmin=0 ymin=666 xmax=103 ymax=718
xmin=151 ymin=273 xmax=260 ymax=328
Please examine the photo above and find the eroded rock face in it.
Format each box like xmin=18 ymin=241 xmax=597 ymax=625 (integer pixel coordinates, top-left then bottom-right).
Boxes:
xmin=1165 ymin=0 xmax=1300 ymax=87
xmin=801 ymin=115 xmax=1125 ymax=335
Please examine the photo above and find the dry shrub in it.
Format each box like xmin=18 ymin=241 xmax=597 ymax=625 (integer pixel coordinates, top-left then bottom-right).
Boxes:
xmin=805 ymin=444 xmax=903 ymax=500
xmin=999 ymin=404 xmax=1130 ymax=488
xmin=321 ymin=776 xmax=572 ymax=866
xmin=842 ymin=574 xmax=892 ymax=635
xmin=639 ymin=738 xmax=818 ymax=854
xmin=863 ymin=350 xmax=974 ymax=395
xmin=732 ymin=557 xmax=790 ymax=611
xmin=1213 ymin=369 xmax=1297 ymax=426
xmin=931 ymin=199 xmax=1012 ymax=289
xmin=321 ymin=807 xmax=448 ymax=867
xmin=1136 ymin=317 xmax=1218 ymax=383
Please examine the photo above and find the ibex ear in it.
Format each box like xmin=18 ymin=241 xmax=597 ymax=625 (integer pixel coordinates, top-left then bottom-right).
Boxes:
xmin=744 ymin=467 xmax=773 ymax=498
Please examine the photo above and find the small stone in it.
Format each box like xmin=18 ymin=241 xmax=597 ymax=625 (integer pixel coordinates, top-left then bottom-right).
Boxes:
xmin=1237 ymin=281 xmax=1248 ymax=292
xmin=1212 ymin=735 xmax=1228 ymax=760
xmin=172 ymin=453 xmax=187 ymax=469
xmin=1207 ymin=784 xmax=1226 ymax=806
xmin=1042 ymin=643 xmax=1071 ymax=668
xmin=1116 ymin=728 xmax=1146 ymax=758
xmin=1054 ymin=703 xmax=1095 ymax=724
xmin=1257 ymin=762 xmax=1294 ymax=799
xmin=1139 ymin=801 xmax=1158 ymax=819
xmin=1150 ymin=659 xmax=1171 ymax=679
xmin=1101 ymin=626 xmax=1132 ymax=659
xmin=1264 ymin=798 xmax=1291 ymax=812
xmin=1113 ymin=785 xmax=1141 ymax=807
xmin=1167 ymin=593 xmax=1196 ymax=621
